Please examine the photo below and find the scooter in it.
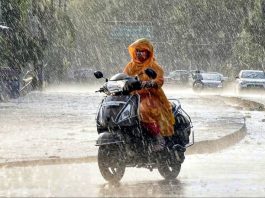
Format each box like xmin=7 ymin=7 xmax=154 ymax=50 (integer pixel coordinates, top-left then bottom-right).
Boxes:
xmin=94 ymin=68 xmax=194 ymax=182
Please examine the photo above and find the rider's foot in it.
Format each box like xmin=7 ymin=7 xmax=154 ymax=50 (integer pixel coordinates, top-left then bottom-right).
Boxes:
xmin=152 ymin=134 xmax=165 ymax=152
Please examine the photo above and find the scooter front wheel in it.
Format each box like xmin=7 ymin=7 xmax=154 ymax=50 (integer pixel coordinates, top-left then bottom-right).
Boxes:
xmin=98 ymin=145 xmax=125 ymax=183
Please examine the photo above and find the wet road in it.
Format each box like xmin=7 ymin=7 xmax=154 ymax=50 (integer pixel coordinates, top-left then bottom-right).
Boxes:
xmin=0 ymin=85 xmax=264 ymax=197
xmin=0 ymin=84 xmax=245 ymax=163
xmin=0 ymin=107 xmax=264 ymax=197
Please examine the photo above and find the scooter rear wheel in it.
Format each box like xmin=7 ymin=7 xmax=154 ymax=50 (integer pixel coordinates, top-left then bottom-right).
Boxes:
xmin=98 ymin=145 xmax=125 ymax=182
xmin=158 ymin=162 xmax=181 ymax=180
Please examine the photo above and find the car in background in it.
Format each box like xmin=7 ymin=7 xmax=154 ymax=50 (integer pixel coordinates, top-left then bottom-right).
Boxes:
xmin=235 ymin=70 xmax=265 ymax=93
xmin=192 ymin=72 xmax=224 ymax=92
xmin=207 ymin=72 xmax=228 ymax=81
xmin=164 ymin=70 xmax=190 ymax=86
xmin=189 ymin=69 xmax=205 ymax=77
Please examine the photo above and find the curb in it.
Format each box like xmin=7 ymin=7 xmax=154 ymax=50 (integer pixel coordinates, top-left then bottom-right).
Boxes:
xmin=186 ymin=124 xmax=246 ymax=155
xmin=0 ymin=156 xmax=97 ymax=169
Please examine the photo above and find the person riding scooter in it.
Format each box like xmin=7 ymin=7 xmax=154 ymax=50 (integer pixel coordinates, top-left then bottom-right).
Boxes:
xmin=123 ymin=38 xmax=175 ymax=151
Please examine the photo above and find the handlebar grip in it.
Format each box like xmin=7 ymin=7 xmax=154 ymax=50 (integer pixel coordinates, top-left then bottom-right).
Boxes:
xmin=95 ymin=88 xmax=104 ymax=93
xmin=131 ymin=80 xmax=142 ymax=90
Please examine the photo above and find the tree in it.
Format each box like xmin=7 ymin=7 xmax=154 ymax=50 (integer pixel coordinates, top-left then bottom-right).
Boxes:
xmin=69 ymin=0 xmax=253 ymax=75
xmin=0 ymin=0 xmax=75 ymax=82
xmin=241 ymin=0 xmax=265 ymax=70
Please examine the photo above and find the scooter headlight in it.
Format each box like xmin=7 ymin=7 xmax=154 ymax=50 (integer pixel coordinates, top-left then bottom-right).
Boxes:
xmin=117 ymin=104 xmax=131 ymax=122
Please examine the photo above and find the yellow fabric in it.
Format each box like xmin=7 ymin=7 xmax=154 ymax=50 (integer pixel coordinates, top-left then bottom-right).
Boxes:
xmin=123 ymin=38 xmax=175 ymax=136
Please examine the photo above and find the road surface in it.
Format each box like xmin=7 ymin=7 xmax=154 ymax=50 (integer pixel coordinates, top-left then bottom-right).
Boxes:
xmin=0 ymin=85 xmax=264 ymax=197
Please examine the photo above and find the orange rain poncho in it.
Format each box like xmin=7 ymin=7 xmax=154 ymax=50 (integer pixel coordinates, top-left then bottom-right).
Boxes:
xmin=123 ymin=38 xmax=175 ymax=136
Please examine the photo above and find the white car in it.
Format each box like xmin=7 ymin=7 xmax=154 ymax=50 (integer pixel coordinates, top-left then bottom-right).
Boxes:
xmin=235 ymin=70 xmax=265 ymax=93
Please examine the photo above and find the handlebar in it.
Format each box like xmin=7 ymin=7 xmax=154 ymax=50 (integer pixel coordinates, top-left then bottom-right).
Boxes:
xmin=95 ymin=78 xmax=159 ymax=95
xmin=95 ymin=87 xmax=105 ymax=93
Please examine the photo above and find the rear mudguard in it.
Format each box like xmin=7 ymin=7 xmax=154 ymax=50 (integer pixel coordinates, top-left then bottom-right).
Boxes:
xmin=169 ymin=98 xmax=194 ymax=148
xmin=95 ymin=132 xmax=124 ymax=146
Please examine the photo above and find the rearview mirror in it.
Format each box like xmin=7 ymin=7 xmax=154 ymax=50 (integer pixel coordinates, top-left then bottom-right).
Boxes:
xmin=94 ymin=71 xmax=104 ymax=79
xmin=145 ymin=68 xmax=157 ymax=79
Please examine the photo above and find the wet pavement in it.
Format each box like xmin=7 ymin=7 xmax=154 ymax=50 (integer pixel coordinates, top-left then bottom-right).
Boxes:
xmin=0 ymin=85 xmax=264 ymax=197
xmin=0 ymin=107 xmax=264 ymax=197
xmin=0 ymin=85 xmax=245 ymax=164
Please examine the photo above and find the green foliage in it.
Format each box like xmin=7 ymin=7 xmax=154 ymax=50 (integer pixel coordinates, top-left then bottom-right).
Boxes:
xmin=0 ymin=0 xmax=75 ymax=81
xmin=1 ymin=0 xmax=31 ymax=69
xmin=231 ymin=29 xmax=265 ymax=73
xmin=1 ymin=0 xmax=265 ymax=81
xmin=224 ymin=0 xmax=265 ymax=73
xmin=70 ymin=0 xmax=260 ymax=75
xmin=245 ymin=0 xmax=265 ymax=47
xmin=41 ymin=3 xmax=76 ymax=82
xmin=170 ymin=0 xmax=252 ymax=72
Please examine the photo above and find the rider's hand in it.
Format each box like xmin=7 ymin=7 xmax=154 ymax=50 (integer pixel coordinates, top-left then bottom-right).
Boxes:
xmin=141 ymin=80 xmax=158 ymax=89
xmin=131 ymin=80 xmax=142 ymax=90
xmin=123 ymin=80 xmax=142 ymax=92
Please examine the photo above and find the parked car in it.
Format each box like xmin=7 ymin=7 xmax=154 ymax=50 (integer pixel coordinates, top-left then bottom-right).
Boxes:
xmin=164 ymin=70 xmax=190 ymax=86
xmin=235 ymin=70 xmax=265 ymax=93
xmin=193 ymin=72 xmax=224 ymax=92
